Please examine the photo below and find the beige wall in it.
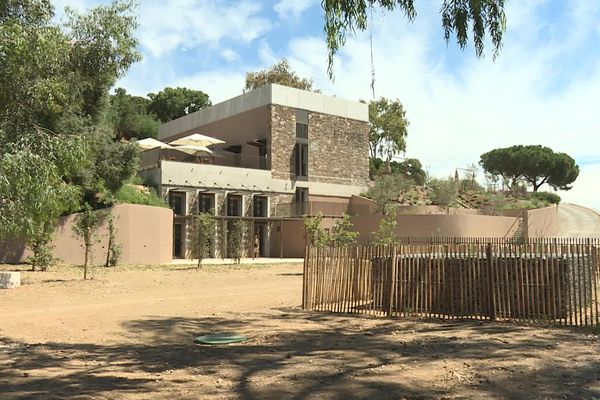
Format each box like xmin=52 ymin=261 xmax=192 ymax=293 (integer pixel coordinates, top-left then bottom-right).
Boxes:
xmin=351 ymin=214 xmax=520 ymax=244
xmin=1 ymin=204 xmax=173 ymax=265
xmin=526 ymin=205 xmax=560 ymax=238
xmin=161 ymin=106 xmax=270 ymax=159
xmin=269 ymin=219 xmax=306 ymax=258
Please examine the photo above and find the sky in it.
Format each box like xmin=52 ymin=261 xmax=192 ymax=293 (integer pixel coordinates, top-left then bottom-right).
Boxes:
xmin=55 ymin=0 xmax=600 ymax=209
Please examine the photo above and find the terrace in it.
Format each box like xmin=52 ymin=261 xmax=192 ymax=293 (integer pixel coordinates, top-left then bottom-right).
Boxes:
xmin=139 ymin=147 xmax=269 ymax=171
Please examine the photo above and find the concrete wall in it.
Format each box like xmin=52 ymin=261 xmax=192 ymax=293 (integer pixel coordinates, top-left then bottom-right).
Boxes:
xmin=158 ymin=84 xmax=368 ymax=140
xmin=499 ymin=206 xmax=560 ymax=238
xmin=159 ymin=160 xmax=367 ymax=199
xmin=351 ymin=214 xmax=520 ymax=244
xmin=269 ymin=219 xmax=306 ymax=258
xmin=1 ymin=204 xmax=173 ymax=265
xmin=526 ymin=205 xmax=560 ymax=238
xmin=159 ymin=106 xmax=271 ymax=160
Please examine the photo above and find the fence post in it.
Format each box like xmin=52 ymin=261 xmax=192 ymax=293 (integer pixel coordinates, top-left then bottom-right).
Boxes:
xmin=486 ymin=243 xmax=497 ymax=320
xmin=387 ymin=245 xmax=397 ymax=316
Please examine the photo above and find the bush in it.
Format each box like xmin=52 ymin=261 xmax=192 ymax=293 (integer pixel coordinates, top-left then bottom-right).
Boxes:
xmin=329 ymin=214 xmax=358 ymax=246
xmin=530 ymin=191 xmax=561 ymax=205
xmin=428 ymin=177 xmax=459 ymax=211
xmin=105 ymin=214 xmax=122 ymax=267
xmin=190 ymin=212 xmax=216 ymax=267
xmin=115 ymin=184 xmax=168 ymax=208
xmin=304 ymin=213 xmax=328 ymax=247
xmin=371 ymin=207 xmax=397 ymax=245
xmin=228 ymin=219 xmax=244 ymax=264
xmin=366 ymin=174 xmax=414 ymax=213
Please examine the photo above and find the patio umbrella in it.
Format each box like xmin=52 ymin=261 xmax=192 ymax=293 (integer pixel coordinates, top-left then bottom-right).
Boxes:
xmin=169 ymin=133 xmax=225 ymax=147
xmin=135 ymin=138 xmax=173 ymax=151
xmin=172 ymin=144 xmax=213 ymax=156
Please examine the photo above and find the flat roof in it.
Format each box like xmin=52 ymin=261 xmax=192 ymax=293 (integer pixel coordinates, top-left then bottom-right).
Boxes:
xmin=158 ymin=84 xmax=368 ymax=140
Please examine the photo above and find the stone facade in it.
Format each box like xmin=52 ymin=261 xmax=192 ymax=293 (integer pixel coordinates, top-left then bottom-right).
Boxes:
xmin=269 ymin=105 xmax=369 ymax=187
xmin=308 ymin=111 xmax=369 ymax=186
xmin=270 ymin=104 xmax=297 ymax=181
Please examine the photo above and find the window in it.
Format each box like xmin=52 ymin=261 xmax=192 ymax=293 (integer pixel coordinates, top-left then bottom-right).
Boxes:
xmin=295 ymin=143 xmax=308 ymax=179
xmin=169 ymin=191 xmax=186 ymax=215
xmin=198 ymin=193 xmax=214 ymax=214
xmin=253 ymin=196 xmax=268 ymax=217
xmin=296 ymin=122 xmax=308 ymax=139
xmin=296 ymin=109 xmax=309 ymax=139
xmin=173 ymin=223 xmax=183 ymax=258
xmin=226 ymin=195 xmax=243 ymax=216
xmin=296 ymin=109 xmax=309 ymax=124
xmin=295 ymin=188 xmax=308 ymax=215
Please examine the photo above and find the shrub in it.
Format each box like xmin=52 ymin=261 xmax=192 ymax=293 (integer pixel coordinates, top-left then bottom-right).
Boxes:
xmin=105 ymin=214 xmax=122 ymax=267
xmin=530 ymin=191 xmax=561 ymax=205
xmin=329 ymin=214 xmax=358 ymax=246
xmin=428 ymin=177 xmax=459 ymax=211
xmin=228 ymin=219 xmax=244 ymax=264
xmin=367 ymin=174 xmax=414 ymax=213
xmin=28 ymin=234 xmax=57 ymax=271
xmin=190 ymin=212 xmax=216 ymax=268
xmin=371 ymin=207 xmax=397 ymax=245
xmin=115 ymin=184 xmax=168 ymax=208
xmin=304 ymin=213 xmax=328 ymax=247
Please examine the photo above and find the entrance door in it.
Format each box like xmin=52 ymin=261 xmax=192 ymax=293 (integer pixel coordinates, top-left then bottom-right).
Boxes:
xmin=173 ymin=223 xmax=183 ymax=258
xmin=254 ymin=223 xmax=267 ymax=257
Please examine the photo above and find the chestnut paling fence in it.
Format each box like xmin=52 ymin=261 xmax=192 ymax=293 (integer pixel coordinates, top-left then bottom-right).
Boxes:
xmin=302 ymin=238 xmax=600 ymax=327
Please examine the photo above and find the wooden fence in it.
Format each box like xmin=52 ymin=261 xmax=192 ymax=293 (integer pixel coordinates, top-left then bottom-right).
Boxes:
xmin=302 ymin=238 xmax=600 ymax=327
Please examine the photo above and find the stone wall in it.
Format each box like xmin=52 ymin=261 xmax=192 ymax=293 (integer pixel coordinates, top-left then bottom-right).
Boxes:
xmin=270 ymin=104 xmax=297 ymax=180
xmin=308 ymin=111 xmax=369 ymax=186
xmin=269 ymin=105 xmax=370 ymax=187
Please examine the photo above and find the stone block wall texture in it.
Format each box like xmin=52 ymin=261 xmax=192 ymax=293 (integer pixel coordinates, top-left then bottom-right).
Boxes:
xmin=269 ymin=105 xmax=369 ymax=186
xmin=308 ymin=111 xmax=369 ymax=186
xmin=270 ymin=104 xmax=297 ymax=180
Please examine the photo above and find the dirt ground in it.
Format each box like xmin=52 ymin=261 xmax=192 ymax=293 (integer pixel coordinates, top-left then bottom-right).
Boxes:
xmin=1 ymin=263 xmax=599 ymax=400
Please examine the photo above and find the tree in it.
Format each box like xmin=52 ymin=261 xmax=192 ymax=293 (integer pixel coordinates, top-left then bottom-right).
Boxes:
xmin=228 ymin=219 xmax=244 ymax=264
xmin=368 ymin=97 xmax=409 ymax=161
xmin=371 ymin=157 xmax=426 ymax=185
xmin=367 ymin=174 xmax=414 ymax=214
xmin=304 ymin=213 xmax=329 ymax=247
xmin=322 ymin=0 xmax=506 ymax=77
xmin=73 ymin=206 xmax=108 ymax=279
xmin=329 ymin=214 xmax=359 ymax=246
xmin=428 ymin=177 xmax=459 ymax=212
xmin=105 ymin=212 xmax=122 ymax=267
xmin=107 ymin=88 xmax=159 ymax=140
xmin=244 ymin=59 xmax=316 ymax=92
xmin=0 ymin=0 xmax=141 ymax=265
xmin=371 ymin=207 xmax=398 ymax=246
xmin=0 ymin=130 xmax=84 ymax=270
xmin=190 ymin=213 xmax=216 ymax=268
xmin=480 ymin=145 xmax=579 ymax=192
xmin=147 ymin=87 xmax=211 ymax=122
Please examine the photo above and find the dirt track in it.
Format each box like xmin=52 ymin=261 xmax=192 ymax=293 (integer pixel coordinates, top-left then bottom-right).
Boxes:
xmin=1 ymin=263 xmax=599 ymax=399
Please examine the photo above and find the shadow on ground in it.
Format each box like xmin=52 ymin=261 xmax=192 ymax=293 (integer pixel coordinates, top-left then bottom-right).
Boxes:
xmin=1 ymin=310 xmax=599 ymax=399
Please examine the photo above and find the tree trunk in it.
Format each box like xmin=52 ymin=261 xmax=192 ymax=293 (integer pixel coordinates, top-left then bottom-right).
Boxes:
xmin=84 ymin=243 xmax=90 ymax=280
xmin=105 ymin=234 xmax=112 ymax=267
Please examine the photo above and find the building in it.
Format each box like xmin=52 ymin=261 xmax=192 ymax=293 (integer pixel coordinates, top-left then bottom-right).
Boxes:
xmin=140 ymin=84 xmax=370 ymax=259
